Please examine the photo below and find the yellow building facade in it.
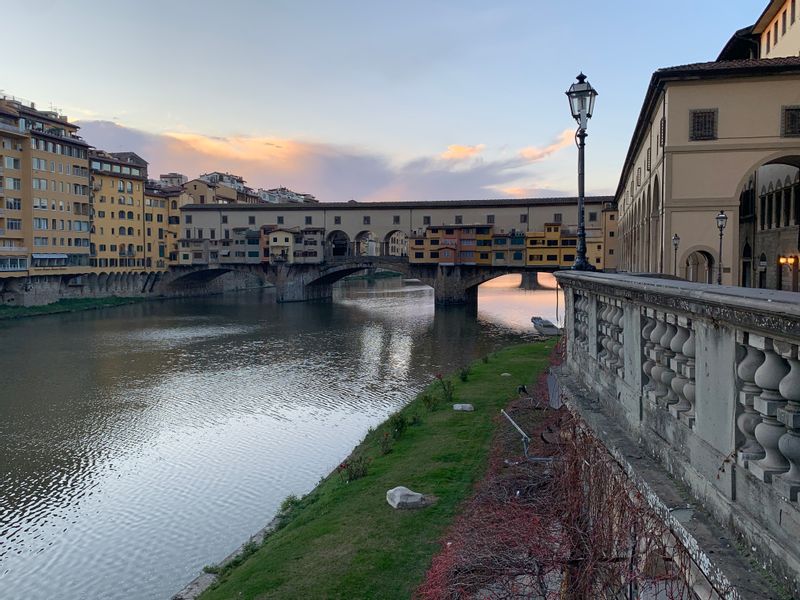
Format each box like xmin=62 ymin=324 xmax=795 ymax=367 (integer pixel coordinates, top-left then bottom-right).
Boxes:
xmin=89 ymin=151 xmax=147 ymax=271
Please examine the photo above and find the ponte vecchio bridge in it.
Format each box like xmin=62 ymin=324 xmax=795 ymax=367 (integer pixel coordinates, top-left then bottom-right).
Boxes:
xmin=161 ymin=196 xmax=617 ymax=305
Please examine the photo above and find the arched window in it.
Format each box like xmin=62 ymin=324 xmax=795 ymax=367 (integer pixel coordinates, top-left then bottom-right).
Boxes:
xmin=127 ymin=211 xmax=134 ymax=220
xmin=119 ymin=228 xmax=125 ymax=236
xmin=118 ymin=210 xmax=125 ymax=219
xmin=171 ymin=201 xmax=177 ymax=210
xmin=127 ymin=227 xmax=134 ymax=235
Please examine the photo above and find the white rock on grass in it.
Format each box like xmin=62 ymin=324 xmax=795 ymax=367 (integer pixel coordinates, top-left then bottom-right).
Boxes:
xmin=453 ymin=404 xmax=474 ymax=412
xmin=386 ymin=486 xmax=431 ymax=509
xmin=500 ymin=372 xmax=512 ymax=377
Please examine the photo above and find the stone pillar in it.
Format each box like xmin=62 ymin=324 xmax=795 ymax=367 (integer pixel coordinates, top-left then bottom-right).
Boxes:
xmin=518 ymin=271 xmax=541 ymax=290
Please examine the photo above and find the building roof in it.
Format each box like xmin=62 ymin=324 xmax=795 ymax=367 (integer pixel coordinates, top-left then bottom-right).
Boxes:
xmin=753 ymin=0 xmax=786 ymax=33
xmin=615 ymin=56 xmax=800 ymax=200
xmin=717 ymin=25 xmax=758 ymax=61
xmin=181 ymin=196 xmax=613 ymax=211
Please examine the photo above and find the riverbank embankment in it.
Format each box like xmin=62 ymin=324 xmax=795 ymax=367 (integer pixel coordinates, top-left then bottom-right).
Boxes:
xmin=0 ymin=296 xmax=146 ymax=320
xmin=176 ymin=341 xmax=555 ymax=600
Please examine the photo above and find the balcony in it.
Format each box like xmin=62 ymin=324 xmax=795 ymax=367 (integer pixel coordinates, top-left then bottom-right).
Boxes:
xmin=0 ymin=121 xmax=24 ymax=136
xmin=556 ymin=271 xmax=800 ymax=594
xmin=0 ymin=246 xmax=28 ymax=254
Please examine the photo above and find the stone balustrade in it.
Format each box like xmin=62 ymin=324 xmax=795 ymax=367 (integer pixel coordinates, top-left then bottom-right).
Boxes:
xmin=555 ymin=271 xmax=800 ymax=592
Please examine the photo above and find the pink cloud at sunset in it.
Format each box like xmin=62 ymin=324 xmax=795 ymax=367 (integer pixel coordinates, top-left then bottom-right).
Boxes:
xmin=77 ymin=121 xmax=579 ymax=203
xmin=519 ymin=129 xmax=574 ymax=162
xmin=439 ymin=144 xmax=485 ymax=160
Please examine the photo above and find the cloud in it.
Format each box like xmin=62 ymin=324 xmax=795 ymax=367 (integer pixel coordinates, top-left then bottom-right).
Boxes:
xmin=76 ymin=121 xmax=572 ymax=202
xmin=440 ymin=143 xmax=485 ymax=160
xmin=519 ymin=128 xmax=574 ymax=162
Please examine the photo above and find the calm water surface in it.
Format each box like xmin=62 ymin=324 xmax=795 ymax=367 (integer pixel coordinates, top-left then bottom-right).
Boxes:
xmin=0 ymin=274 xmax=563 ymax=600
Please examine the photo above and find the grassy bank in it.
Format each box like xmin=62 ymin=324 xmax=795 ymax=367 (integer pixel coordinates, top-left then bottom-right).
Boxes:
xmin=0 ymin=296 xmax=144 ymax=320
xmin=200 ymin=341 xmax=556 ymax=600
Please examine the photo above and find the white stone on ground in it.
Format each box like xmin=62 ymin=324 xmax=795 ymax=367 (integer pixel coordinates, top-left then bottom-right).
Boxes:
xmin=386 ymin=486 xmax=430 ymax=509
xmin=501 ymin=372 xmax=512 ymax=377
xmin=453 ymin=403 xmax=474 ymax=411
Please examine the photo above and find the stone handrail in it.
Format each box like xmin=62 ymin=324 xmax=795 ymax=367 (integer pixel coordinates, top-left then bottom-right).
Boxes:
xmin=555 ymin=271 xmax=800 ymax=593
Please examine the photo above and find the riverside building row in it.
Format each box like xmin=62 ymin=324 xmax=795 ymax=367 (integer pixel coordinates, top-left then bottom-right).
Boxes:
xmin=616 ymin=0 xmax=800 ymax=291
xmin=175 ymin=198 xmax=618 ymax=270
xmin=0 ymin=97 xmax=317 ymax=279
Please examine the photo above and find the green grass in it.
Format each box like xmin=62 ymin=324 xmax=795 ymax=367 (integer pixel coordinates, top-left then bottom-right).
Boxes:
xmin=200 ymin=341 xmax=555 ymax=600
xmin=0 ymin=296 xmax=143 ymax=320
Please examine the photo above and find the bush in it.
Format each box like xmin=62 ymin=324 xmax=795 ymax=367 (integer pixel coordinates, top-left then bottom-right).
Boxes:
xmin=459 ymin=366 xmax=471 ymax=382
xmin=482 ymin=355 xmax=490 ymax=364
xmin=337 ymin=454 xmax=370 ymax=483
xmin=436 ymin=374 xmax=456 ymax=404
xmin=410 ymin=414 xmax=423 ymax=427
xmin=390 ymin=413 xmax=408 ymax=440
xmin=421 ymin=393 xmax=439 ymax=412
xmin=379 ymin=431 xmax=392 ymax=455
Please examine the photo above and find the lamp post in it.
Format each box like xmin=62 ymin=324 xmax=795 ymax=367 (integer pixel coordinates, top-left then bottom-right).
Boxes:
xmin=715 ymin=210 xmax=728 ymax=285
xmin=672 ymin=233 xmax=680 ymax=276
xmin=566 ymin=73 xmax=598 ymax=271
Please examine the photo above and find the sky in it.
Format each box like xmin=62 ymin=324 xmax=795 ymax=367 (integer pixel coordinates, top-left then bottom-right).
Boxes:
xmin=4 ymin=1 xmax=757 ymax=202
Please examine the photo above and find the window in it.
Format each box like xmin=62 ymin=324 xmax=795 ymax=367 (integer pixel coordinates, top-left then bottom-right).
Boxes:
xmin=646 ymin=148 xmax=652 ymax=171
xmin=689 ymin=109 xmax=717 ymax=141
xmin=393 ymin=215 xmax=400 ymax=225
xmin=553 ymin=213 xmax=562 ymax=223
xmin=519 ymin=214 xmax=527 ymax=223
xmin=486 ymin=214 xmax=495 ymax=224
xmin=185 ymin=215 xmax=192 ymax=224
xmin=222 ymin=215 xmax=228 ymax=224
xmin=783 ymin=10 xmax=787 ymax=34
xmin=774 ymin=21 xmax=779 ymax=44
xmin=430 ymin=252 xmax=439 ymax=259
xmin=363 ymin=216 xmax=371 ymax=225
xmin=767 ymin=30 xmax=772 ymax=53
xmin=513 ymin=251 xmax=523 ymax=261
xmin=7 ymin=219 xmax=22 ymax=230
xmin=334 ymin=216 xmax=341 ymax=225
xmin=793 ymin=0 xmax=796 ymax=24
xmin=546 ymin=254 xmax=558 ymax=261
xmin=479 ymin=253 xmax=489 ymax=260
xmin=305 ymin=216 xmax=312 ymax=225
xmin=423 ymin=216 xmax=431 ymax=225
xmin=636 ymin=167 xmax=642 ymax=186
xmin=782 ymin=106 xmax=800 ymax=137
xmin=3 ymin=157 xmax=19 ymax=169
xmin=659 ymin=117 xmax=666 ymax=147
xmin=530 ymin=254 xmax=542 ymax=261
xmin=5 ymin=198 xmax=21 ymax=210
xmin=589 ymin=212 xmax=598 ymax=222
xmin=455 ymin=215 xmax=463 ymax=224
xmin=495 ymin=251 xmax=504 ymax=260
xmin=563 ymin=254 xmax=575 ymax=261
xmin=248 ymin=216 xmax=256 ymax=225
xmin=277 ymin=216 xmax=284 ymax=225
xmin=414 ymin=252 xmax=424 ymax=259
xmin=609 ymin=231 xmax=615 ymax=237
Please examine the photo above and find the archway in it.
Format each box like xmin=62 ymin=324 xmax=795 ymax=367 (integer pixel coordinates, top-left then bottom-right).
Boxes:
xmin=326 ymin=230 xmax=350 ymax=257
xmin=383 ymin=230 xmax=408 ymax=257
xmin=734 ymin=153 xmax=800 ymax=291
xmin=354 ymin=231 xmax=379 ymax=256
xmin=685 ymin=250 xmax=714 ymax=284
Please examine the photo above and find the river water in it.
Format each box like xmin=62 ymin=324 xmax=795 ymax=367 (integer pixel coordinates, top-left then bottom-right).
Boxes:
xmin=0 ymin=274 xmax=563 ymax=600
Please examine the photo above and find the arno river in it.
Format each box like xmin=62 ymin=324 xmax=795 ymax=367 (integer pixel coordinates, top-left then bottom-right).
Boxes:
xmin=0 ymin=274 xmax=562 ymax=600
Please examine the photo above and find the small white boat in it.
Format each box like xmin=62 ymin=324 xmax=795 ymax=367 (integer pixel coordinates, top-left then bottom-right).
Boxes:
xmin=531 ymin=316 xmax=559 ymax=336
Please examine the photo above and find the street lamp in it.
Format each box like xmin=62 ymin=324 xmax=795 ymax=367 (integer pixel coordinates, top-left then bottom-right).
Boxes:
xmin=715 ymin=210 xmax=728 ymax=285
xmin=566 ymin=72 xmax=598 ymax=271
xmin=672 ymin=233 xmax=680 ymax=276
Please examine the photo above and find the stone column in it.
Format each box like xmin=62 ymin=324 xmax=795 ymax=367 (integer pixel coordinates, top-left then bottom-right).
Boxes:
xmin=659 ymin=315 xmax=678 ymax=409
xmin=680 ymin=319 xmax=697 ymax=428
xmin=648 ymin=312 xmax=668 ymax=406
xmin=668 ymin=318 xmax=691 ymax=419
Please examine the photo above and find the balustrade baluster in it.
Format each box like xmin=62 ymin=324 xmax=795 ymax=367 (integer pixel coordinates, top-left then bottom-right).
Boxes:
xmin=668 ymin=318 xmax=691 ymax=419
xmin=641 ymin=311 xmax=656 ymax=392
xmin=750 ymin=336 xmax=791 ymax=482
xmin=659 ymin=316 xmax=678 ymax=408
xmin=775 ymin=344 xmax=800 ymax=500
xmin=680 ymin=321 xmax=696 ymax=427
xmin=736 ymin=333 xmax=765 ymax=468
xmin=648 ymin=313 xmax=668 ymax=406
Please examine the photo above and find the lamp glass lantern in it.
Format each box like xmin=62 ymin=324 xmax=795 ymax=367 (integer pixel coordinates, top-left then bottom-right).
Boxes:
xmin=566 ymin=73 xmax=598 ymax=125
xmin=715 ymin=210 xmax=728 ymax=233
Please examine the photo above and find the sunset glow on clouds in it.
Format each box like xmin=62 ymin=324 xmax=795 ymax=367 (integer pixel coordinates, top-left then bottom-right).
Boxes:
xmin=79 ymin=121 xmax=577 ymax=202
xmin=440 ymin=144 xmax=486 ymax=160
